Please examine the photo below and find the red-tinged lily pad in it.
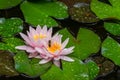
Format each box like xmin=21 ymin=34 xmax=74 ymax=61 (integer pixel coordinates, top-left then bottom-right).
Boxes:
xmin=0 ymin=50 xmax=19 ymax=76
xmin=59 ymin=28 xmax=101 ymax=60
xmin=69 ymin=2 xmax=99 ymax=23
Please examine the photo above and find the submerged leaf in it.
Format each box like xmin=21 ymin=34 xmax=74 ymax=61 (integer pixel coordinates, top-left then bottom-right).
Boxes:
xmin=102 ymin=37 xmax=120 ymax=66
xmin=21 ymin=0 xmax=68 ymax=27
xmin=14 ymin=51 xmax=52 ymax=77
xmin=59 ymin=28 xmax=101 ymax=60
xmin=0 ymin=50 xmax=18 ymax=76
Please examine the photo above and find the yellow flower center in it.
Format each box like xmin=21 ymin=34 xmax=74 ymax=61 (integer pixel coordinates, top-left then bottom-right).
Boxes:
xmin=47 ymin=42 xmax=61 ymax=54
xmin=33 ymin=34 xmax=46 ymax=41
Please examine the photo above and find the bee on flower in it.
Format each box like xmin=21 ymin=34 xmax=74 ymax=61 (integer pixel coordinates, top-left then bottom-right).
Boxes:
xmin=15 ymin=25 xmax=74 ymax=67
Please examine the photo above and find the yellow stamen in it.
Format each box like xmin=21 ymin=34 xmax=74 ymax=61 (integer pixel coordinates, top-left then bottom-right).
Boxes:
xmin=33 ymin=34 xmax=46 ymax=41
xmin=33 ymin=34 xmax=39 ymax=41
xmin=39 ymin=34 xmax=46 ymax=39
xmin=47 ymin=42 xmax=61 ymax=54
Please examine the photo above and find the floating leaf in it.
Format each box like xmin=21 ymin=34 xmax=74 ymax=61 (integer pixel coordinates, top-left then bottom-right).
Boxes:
xmin=91 ymin=0 xmax=120 ymax=19
xmin=21 ymin=0 xmax=68 ymax=27
xmin=102 ymin=37 xmax=120 ymax=66
xmin=0 ymin=0 xmax=22 ymax=9
xmin=0 ymin=38 xmax=24 ymax=53
xmin=14 ymin=51 xmax=52 ymax=77
xmin=0 ymin=50 xmax=18 ymax=76
xmin=41 ymin=58 xmax=99 ymax=80
xmin=69 ymin=3 xmax=99 ymax=23
xmin=0 ymin=18 xmax=23 ymax=37
xmin=59 ymin=28 xmax=101 ymax=60
xmin=104 ymin=22 xmax=120 ymax=36
xmin=86 ymin=60 xmax=99 ymax=80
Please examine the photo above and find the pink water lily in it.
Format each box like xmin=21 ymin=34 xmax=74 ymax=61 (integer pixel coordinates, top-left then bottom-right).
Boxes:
xmin=15 ymin=25 xmax=52 ymax=58
xmin=35 ymin=33 xmax=74 ymax=67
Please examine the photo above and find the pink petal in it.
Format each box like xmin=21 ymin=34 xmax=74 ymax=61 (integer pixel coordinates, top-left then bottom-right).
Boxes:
xmin=42 ymin=25 xmax=47 ymax=33
xmin=36 ymin=25 xmax=41 ymax=32
xmin=39 ymin=58 xmax=51 ymax=64
xmin=60 ymin=46 xmax=74 ymax=55
xmin=60 ymin=56 xmax=74 ymax=62
xmin=53 ymin=60 xmax=60 ymax=67
xmin=62 ymin=38 xmax=69 ymax=49
xmin=35 ymin=47 xmax=44 ymax=53
xmin=15 ymin=45 xmax=36 ymax=53
xmin=35 ymin=47 xmax=53 ymax=57
xmin=20 ymin=33 xmax=32 ymax=45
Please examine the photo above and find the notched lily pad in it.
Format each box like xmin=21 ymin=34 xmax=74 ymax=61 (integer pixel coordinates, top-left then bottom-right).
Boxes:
xmin=91 ymin=0 xmax=120 ymax=19
xmin=41 ymin=58 xmax=99 ymax=80
xmin=69 ymin=2 xmax=99 ymax=23
xmin=0 ymin=50 xmax=18 ymax=76
xmin=21 ymin=0 xmax=68 ymax=27
xmin=14 ymin=51 xmax=52 ymax=77
xmin=59 ymin=28 xmax=101 ymax=60
xmin=102 ymin=37 xmax=120 ymax=66
xmin=0 ymin=18 xmax=23 ymax=37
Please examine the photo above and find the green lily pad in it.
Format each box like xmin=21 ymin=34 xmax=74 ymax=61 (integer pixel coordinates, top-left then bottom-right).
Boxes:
xmin=0 ymin=50 xmax=19 ymax=76
xmin=86 ymin=60 xmax=99 ymax=80
xmin=41 ymin=58 xmax=99 ymax=80
xmin=102 ymin=37 xmax=120 ymax=66
xmin=90 ymin=0 xmax=120 ymax=19
xmin=21 ymin=0 xmax=68 ymax=27
xmin=0 ymin=38 xmax=24 ymax=53
xmin=0 ymin=18 xmax=23 ymax=37
xmin=104 ymin=22 xmax=120 ymax=36
xmin=59 ymin=28 xmax=101 ymax=60
xmin=0 ymin=0 xmax=22 ymax=9
xmin=14 ymin=51 xmax=52 ymax=77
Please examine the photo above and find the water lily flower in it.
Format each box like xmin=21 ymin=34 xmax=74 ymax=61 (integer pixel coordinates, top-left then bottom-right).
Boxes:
xmin=15 ymin=25 xmax=52 ymax=58
xmin=35 ymin=33 xmax=74 ymax=67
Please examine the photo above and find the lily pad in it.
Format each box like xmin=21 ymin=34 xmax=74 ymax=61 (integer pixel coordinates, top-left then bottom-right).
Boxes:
xmin=91 ymin=0 xmax=120 ymax=19
xmin=69 ymin=2 xmax=99 ymax=23
xmin=0 ymin=18 xmax=23 ymax=37
xmin=0 ymin=0 xmax=22 ymax=9
xmin=21 ymin=0 xmax=68 ymax=27
xmin=0 ymin=50 xmax=18 ymax=76
xmin=104 ymin=22 xmax=120 ymax=36
xmin=41 ymin=58 xmax=99 ymax=80
xmin=102 ymin=37 xmax=120 ymax=66
xmin=0 ymin=38 xmax=24 ymax=53
xmin=14 ymin=51 xmax=52 ymax=77
xmin=59 ymin=28 xmax=101 ymax=60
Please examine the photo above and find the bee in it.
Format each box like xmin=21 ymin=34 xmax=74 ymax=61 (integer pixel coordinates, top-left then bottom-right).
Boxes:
xmin=48 ymin=40 xmax=51 ymax=47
